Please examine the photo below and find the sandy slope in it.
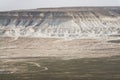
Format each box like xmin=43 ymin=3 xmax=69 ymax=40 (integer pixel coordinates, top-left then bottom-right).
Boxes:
xmin=0 ymin=37 xmax=120 ymax=59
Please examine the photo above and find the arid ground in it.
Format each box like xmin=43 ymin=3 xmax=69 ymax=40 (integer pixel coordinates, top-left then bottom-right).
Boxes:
xmin=0 ymin=37 xmax=120 ymax=80
xmin=0 ymin=37 xmax=120 ymax=59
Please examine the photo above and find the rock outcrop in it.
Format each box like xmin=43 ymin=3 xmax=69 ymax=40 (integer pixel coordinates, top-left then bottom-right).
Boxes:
xmin=0 ymin=7 xmax=120 ymax=39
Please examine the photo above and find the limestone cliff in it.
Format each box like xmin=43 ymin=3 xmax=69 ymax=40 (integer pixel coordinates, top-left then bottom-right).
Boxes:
xmin=0 ymin=7 xmax=120 ymax=39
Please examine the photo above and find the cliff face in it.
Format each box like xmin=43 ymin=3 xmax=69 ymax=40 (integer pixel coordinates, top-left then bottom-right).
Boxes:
xmin=0 ymin=7 xmax=120 ymax=39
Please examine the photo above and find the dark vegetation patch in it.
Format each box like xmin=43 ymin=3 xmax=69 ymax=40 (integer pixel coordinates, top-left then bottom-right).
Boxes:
xmin=108 ymin=39 xmax=120 ymax=43
xmin=0 ymin=56 xmax=120 ymax=80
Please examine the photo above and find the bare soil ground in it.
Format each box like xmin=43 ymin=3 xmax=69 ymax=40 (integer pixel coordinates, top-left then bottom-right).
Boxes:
xmin=0 ymin=37 xmax=120 ymax=59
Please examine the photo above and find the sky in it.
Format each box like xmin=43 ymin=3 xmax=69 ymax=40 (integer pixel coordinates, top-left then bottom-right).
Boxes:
xmin=0 ymin=0 xmax=120 ymax=11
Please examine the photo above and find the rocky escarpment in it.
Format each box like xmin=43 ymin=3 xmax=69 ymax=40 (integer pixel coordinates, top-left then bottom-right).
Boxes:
xmin=0 ymin=7 xmax=120 ymax=39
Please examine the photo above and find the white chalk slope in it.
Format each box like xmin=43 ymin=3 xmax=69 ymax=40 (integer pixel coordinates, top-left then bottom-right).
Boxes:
xmin=0 ymin=7 xmax=120 ymax=39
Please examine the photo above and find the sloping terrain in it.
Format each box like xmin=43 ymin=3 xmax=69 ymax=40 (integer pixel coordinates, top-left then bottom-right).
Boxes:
xmin=0 ymin=7 xmax=120 ymax=80
xmin=0 ymin=7 xmax=120 ymax=39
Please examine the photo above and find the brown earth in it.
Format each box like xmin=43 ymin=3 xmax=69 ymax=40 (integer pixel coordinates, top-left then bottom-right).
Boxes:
xmin=0 ymin=37 xmax=120 ymax=59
